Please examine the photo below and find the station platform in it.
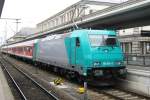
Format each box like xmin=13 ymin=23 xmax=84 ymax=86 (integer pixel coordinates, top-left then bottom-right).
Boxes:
xmin=127 ymin=65 xmax=150 ymax=76
xmin=0 ymin=66 xmax=14 ymax=100
xmin=120 ymin=65 xmax=150 ymax=96
xmin=127 ymin=65 xmax=150 ymax=72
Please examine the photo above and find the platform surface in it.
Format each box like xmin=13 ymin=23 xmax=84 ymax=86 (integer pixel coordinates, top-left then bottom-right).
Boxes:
xmin=127 ymin=65 xmax=150 ymax=72
xmin=0 ymin=66 xmax=14 ymax=100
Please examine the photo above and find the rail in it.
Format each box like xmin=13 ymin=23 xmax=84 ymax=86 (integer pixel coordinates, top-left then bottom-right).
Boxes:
xmin=2 ymin=53 xmax=150 ymax=100
xmin=101 ymin=88 xmax=149 ymax=100
xmin=0 ymin=56 xmax=59 ymax=100
xmin=91 ymin=86 xmax=150 ymax=100
xmin=0 ymin=58 xmax=27 ymax=100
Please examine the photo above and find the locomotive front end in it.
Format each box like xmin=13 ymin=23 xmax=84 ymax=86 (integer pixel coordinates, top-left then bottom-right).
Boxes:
xmin=67 ymin=30 xmax=126 ymax=85
xmin=86 ymin=30 xmax=127 ymax=79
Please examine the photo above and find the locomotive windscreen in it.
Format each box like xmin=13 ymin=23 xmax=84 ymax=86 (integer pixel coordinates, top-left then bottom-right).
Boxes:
xmin=105 ymin=37 xmax=117 ymax=46
xmin=89 ymin=34 xmax=117 ymax=47
xmin=89 ymin=34 xmax=104 ymax=46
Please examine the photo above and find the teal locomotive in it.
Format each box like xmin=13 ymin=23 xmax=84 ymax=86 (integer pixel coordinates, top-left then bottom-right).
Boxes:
xmin=2 ymin=29 xmax=127 ymax=85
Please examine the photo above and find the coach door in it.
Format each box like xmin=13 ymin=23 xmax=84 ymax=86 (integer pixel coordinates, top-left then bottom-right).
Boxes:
xmin=70 ymin=37 xmax=81 ymax=67
xmin=33 ymin=43 xmax=38 ymax=61
xmin=70 ymin=37 xmax=76 ymax=66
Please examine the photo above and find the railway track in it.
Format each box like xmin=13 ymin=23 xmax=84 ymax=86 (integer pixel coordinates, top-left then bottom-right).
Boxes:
xmin=0 ymin=56 xmax=59 ymax=100
xmin=2 ymin=54 xmax=150 ymax=100
xmin=98 ymin=88 xmax=148 ymax=100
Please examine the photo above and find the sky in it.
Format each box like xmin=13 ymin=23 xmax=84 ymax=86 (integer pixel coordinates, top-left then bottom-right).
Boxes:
xmin=0 ymin=0 xmax=125 ymax=44
xmin=0 ymin=0 xmax=81 ymax=44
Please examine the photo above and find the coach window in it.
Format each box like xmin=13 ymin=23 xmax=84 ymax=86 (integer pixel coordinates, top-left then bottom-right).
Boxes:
xmin=29 ymin=47 xmax=31 ymax=52
xmin=76 ymin=37 xmax=80 ymax=47
xmin=26 ymin=47 xmax=29 ymax=52
xmin=28 ymin=47 xmax=30 ymax=52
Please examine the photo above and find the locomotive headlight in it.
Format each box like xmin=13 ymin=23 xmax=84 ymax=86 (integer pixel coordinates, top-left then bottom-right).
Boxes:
xmin=116 ymin=61 xmax=121 ymax=65
xmin=116 ymin=61 xmax=124 ymax=65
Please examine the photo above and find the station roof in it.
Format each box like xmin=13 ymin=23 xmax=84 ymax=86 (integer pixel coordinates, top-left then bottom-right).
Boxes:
xmin=0 ymin=0 xmax=5 ymax=17
xmin=37 ymin=0 xmax=118 ymax=25
xmin=4 ymin=0 xmax=150 ymax=46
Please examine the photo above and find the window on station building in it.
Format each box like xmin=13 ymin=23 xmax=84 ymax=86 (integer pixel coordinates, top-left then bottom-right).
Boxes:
xmin=56 ymin=18 xmax=59 ymax=25
xmin=49 ymin=22 xmax=52 ymax=28
xmin=66 ymin=13 xmax=69 ymax=21
xmin=70 ymin=10 xmax=74 ymax=19
xmin=74 ymin=9 xmax=78 ymax=18
xmin=146 ymin=42 xmax=150 ymax=54
xmin=48 ymin=21 xmax=51 ymax=28
xmin=63 ymin=15 xmax=66 ymax=23
xmin=61 ymin=16 xmax=63 ymax=24
xmin=77 ymin=8 xmax=80 ymax=16
xmin=122 ymin=42 xmax=132 ymax=54
xmin=140 ymin=42 xmax=150 ymax=54
xmin=53 ymin=20 xmax=56 ymax=26
xmin=140 ymin=42 xmax=144 ymax=54
xmin=67 ymin=13 xmax=70 ymax=21
xmin=52 ymin=20 xmax=54 ymax=27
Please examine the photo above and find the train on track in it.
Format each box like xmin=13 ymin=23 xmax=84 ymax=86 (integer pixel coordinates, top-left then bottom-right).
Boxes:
xmin=1 ymin=29 xmax=127 ymax=85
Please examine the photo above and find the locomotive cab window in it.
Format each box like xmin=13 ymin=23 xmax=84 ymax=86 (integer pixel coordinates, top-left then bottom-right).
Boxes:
xmin=89 ymin=34 xmax=117 ymax=47
xmin=105 ymin=37 xmax=117 ymax=46
xmin=76 ymin=37 xmax=80 ymax=47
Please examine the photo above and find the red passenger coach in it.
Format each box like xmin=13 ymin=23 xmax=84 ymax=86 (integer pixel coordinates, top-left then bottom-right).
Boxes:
xmin=2 ymin=40 xmax=36 ymax=59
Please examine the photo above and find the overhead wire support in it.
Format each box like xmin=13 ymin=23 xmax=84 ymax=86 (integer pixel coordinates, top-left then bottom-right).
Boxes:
xmin=0 ymin=18 xmax=21 ymax=33
xmin=14 ymin=19 xmax=21 ymax=33
xmin=71 ymin=5 xmax=79 ymax=30
xmin=0 ymin=18 xmax=21 ymax=44
xmin=71 ymin=3 xmax=89 ymax=30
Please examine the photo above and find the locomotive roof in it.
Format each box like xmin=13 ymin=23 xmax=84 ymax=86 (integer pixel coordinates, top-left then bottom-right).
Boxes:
xmin=2 ymin=29 xmax=116 ymax=47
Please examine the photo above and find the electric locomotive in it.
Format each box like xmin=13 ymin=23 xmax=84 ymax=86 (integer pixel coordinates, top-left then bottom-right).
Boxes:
xmin=34 ymin=29 xmax=126 ymax=84
xmin=2 ymin=29 xmax=126 ymax=85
